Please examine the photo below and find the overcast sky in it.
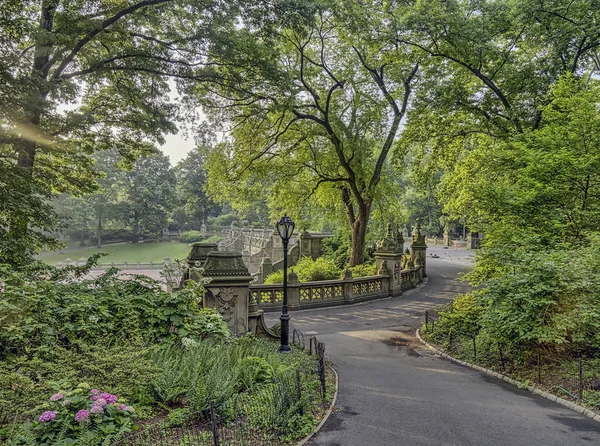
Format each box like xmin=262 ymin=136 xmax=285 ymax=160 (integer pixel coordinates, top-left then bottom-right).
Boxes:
xmin=160 ymin=131 xmax=196 ymax=166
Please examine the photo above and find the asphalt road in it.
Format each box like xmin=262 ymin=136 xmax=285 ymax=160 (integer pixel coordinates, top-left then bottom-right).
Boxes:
xmin=266 ymin=251 xmax=600 ymax=446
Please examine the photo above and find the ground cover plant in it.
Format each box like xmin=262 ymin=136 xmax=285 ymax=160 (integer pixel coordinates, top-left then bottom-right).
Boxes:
xmin=0 ymin=261 xmax=330 ymax=445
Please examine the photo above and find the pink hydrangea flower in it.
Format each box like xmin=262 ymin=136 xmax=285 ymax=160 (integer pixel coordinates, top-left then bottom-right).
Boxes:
xmin=90 ymin=389 xmax=99 ymax=395
xmin=119 ymin=404 xmax=127 ymax=410
xmin=49 ymin=393 xmax=63 ymax=401
xmin=90 ymin=405 xmax=104 ymax=415
xmin=94 ymin=398 xmax=107 ymax=407
xmin=99 ymin=393 xmax=118 ymax=404
xmin=39 ymin=411 xmax=57 ymax=422
xmin=74 ymin=409 xmax=89 ymax=422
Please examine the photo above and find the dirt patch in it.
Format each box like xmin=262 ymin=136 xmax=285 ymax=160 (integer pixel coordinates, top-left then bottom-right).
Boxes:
xmin=381 ymin=331 xmax=423 ymax=355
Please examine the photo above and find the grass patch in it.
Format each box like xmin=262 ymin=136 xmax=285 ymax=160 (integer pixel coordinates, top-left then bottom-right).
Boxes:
xmin=37 ymin=242 xmax=192 ymax=265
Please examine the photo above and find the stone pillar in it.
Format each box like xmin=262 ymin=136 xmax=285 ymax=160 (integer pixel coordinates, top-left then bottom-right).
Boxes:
xmin=258 ymin=257 xmax=273 ymax=284
xmin=377 ymin=262 xmax=392 ymax=297
xmin=202 ymin=251 xmax=252 ymax=336
xmin=299 ymin=230 xmax=312 ymax=258
xmin=342 ymin=269 xmax=355 ymax=303
xmin=410 ymin=224 xmax=428 ymax=278
xmin=374 ymin=224 xmax=404 ymax=296
xmin=185 ymin=243 xmax=219 ymax=282
xmin=467 ymin=232 xmax=480 ymax=249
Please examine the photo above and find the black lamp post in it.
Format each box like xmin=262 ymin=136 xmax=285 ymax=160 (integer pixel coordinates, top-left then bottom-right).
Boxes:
xmin=276 ymin=215 xmax=295 ymax=353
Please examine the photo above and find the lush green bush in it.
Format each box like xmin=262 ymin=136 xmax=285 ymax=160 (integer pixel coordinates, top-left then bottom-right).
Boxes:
xmin=11 ymin=386 xmax=136 ymax=446
xmin=295 ymin=257 xmax=341 ymax=282
xmin=203 ymin=235 xmax=224 ymax=244
xmin=178 ymin=230 xmax=205 ymax=244
xmin=321 ymin=228 xmax=351 ymax=269
xmin=0 ymin=341 xmax=160 ymax=442
xmin=264 ymin=269 xmax=284 ymax=285
xmin=426 ymin=233 xmax=600 ymax=359
xmin=264 ymin=257 xmax=341 ymax=283
xmin=349 ymin=263 xmax=377 ymax=278
xmin=98 ymin=228 xmax=137 ymax=244
xmin=0 ymin=262 xmax=214 ymax=358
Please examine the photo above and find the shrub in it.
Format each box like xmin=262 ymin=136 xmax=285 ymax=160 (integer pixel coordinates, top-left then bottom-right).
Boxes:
xmin=178 ymin=230 xmax=205 ymax=244
xmin=203 ymin=235 xmax=224 ymax=243
xmin=0 ymin=262 xmax=208 ymax=358
xmin=349 ymin=263 xmax=377 ymax=278
xmin=0 ymin=341 xmax=161 ymax=439
xmin=264 ymin=270 xmax=284 ymax=285
xmin=15 ymin=386 xmax=136 ymax=446
xmin=295 ymin=257 xmax=341 ymax=282
xmin=264 ymin=257 xmax=341 ymax=283
xmin=321 ymin=228 xmax=351 ymax=269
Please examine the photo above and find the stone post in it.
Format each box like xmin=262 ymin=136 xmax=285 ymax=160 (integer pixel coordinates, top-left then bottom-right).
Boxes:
xmin=377 ymin=262 xmax=392 ymax=297
xmin=186 ymin=242 xmax=219 ymax=282
xmin=288 ymin=271 xmax=300 ymax=310
xmin=299 ymin=230 xmax=312 ymax=258
xmin=258 ymin=257 xmax=273 ymax=284
xmin=374 ymin=224 xmax=404 ymax=296
xmin=202 ymin=251 xmax=252 ymax=336
xmin=410 ymin=224 xmax=428 ymax=278
xmin=342 ymin=268 xmax=355 ymax=303
xmin=467 ymin=232 xmax=480 ymax=249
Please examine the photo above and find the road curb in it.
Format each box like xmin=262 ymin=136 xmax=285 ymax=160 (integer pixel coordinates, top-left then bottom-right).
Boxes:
xmin=415 ymin=328 xmax=600 ymax=424
xmin=298 ymin=365 xmax=339 ymax=446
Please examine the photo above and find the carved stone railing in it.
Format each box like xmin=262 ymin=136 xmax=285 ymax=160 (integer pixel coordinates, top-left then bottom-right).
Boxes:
xmin=250 ymin=266 xmax=422 ymax=312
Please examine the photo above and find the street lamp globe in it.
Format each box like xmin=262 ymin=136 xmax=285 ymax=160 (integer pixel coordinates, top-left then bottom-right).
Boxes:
xmin=276 ymin=215 xmax=295 ymax=242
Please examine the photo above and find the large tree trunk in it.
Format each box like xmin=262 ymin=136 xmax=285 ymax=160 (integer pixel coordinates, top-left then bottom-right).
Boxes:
xmin=349 ymin=214 xmax=369 ymax=266
xmin=342 ymin=185 xmax=371 ymax=266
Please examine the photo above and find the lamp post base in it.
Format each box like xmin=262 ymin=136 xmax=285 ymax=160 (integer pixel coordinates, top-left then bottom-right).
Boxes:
xmin=278 ymin=344 xmax=292 ymax=353
xmin=279 ymin=312 xmax=291 ymax=353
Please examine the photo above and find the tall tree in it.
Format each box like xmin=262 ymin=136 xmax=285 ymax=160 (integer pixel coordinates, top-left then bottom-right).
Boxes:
xmin=394 ymin=0 xmax=600 ymax=228
xmin=202 ymin=3 xmax=419 ymax=265
xmin=0 ymin=0 xmax=240 ymax=265
xmin=116 ymin=152 xmax=176 ymax=238
xmin=173 ymin=146 xmax=221 ymax=229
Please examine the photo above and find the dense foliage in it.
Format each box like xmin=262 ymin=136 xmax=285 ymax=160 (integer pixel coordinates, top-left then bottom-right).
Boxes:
xmin=0 ymin=261 xmax=327 ymax=444
xmin=0 ymin=262 xmax=222 ymax=359
xmin=264 ymin=257 xmax=341 ymax=284
xmin=424 ymin=75 xmax=600 ymax=360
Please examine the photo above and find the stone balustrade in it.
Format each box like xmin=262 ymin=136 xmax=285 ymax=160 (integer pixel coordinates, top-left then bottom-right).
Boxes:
xmin=249 ymin=265 xmax=423 ymax=312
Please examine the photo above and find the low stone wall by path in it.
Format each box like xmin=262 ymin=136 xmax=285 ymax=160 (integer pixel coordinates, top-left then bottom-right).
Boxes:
xmin=251 ymin=266 xmax=423 ymax=312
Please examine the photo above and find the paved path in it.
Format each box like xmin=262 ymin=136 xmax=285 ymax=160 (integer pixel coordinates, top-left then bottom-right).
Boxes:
xmin=267 ymin=253 xmax=600 ymax=446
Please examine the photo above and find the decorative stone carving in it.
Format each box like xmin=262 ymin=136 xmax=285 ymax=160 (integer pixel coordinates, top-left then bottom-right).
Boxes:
xmin=376 ymin=223 xmax=398 ymax=253
xmin=202 ymin=251 xmax=252 ymax=336
xmin=374 ymin=224 xmax=404 ymax=296
xmin=410 ymin=224 xmax=428 ymax=277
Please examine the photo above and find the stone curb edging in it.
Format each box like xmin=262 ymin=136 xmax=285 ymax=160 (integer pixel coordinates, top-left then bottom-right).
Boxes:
xmin=415 ymin=328 xmax=600 ymax=424
xmin=298 ymin=365 xmax=339 ymax=446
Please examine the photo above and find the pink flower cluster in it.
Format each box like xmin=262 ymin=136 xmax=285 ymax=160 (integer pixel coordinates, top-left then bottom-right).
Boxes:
xmin=49 ymin=393 xmax=63 ymax=401
xmin=74 ymin=409 xmax=89 ymax=422
xmin=39 ymin=411 xmax=57 ymax=422
xmin=90 ymin=390 xmax=117 ymax=405
xmin=88 ymin=389 xmax=120 ymax=415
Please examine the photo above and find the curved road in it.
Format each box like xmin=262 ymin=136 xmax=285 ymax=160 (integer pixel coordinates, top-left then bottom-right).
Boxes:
xmin=267 ymin=249 xmax=600 ymax=445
